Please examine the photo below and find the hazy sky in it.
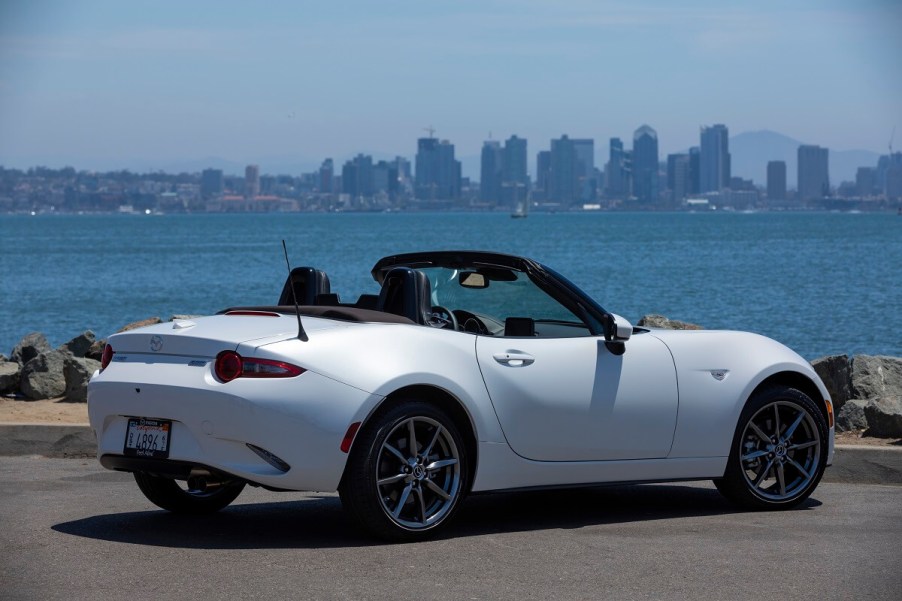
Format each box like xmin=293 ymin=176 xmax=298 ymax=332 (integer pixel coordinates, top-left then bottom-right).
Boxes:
xmin=1 ymin=0 xmax=900 ymax=175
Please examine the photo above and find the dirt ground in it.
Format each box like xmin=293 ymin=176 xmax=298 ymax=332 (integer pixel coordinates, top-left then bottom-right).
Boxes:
xmin=1 ymin=395 xmax=899 ymax=446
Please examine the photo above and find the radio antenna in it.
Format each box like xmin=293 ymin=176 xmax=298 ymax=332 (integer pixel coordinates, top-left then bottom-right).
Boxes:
xmin=282 ymin=240 xmax=308 ymax=342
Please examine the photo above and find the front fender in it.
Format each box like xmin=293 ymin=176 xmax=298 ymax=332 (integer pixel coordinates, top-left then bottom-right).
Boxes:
xmin=648 ymin=329 xmax=830 ymax=459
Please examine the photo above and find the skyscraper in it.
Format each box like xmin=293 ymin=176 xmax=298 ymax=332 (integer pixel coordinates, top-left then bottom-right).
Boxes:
xmin=341 ymin=154 xmax=374 ymax=198
xmin=200 ymin=168 xmax=224 ymax=199
xmin=797 ymin=145 xmax=829 ymax=201
xmin=605 ymin=138 xmax=630 ymax=198
xmin=632 ymin=125 xmax=659 ymax=203
xmin=767 ymin=161 xmax=787 ymax=201
xmin=480 ymin=141 xmax=502 ymax=203
xmin=688 ymin=147 xmax=700 ymax=195
xmin=501 ymin=135 xmax=529 ymax=208
xmin=319 ymin=159 xmax=334 ymax=193
xmin=536 ymin=151 xmax=551 ymax=199
xmin=700 ymin=125 xmax=730 ymax=193
xmin=244 ymin=164 xmax=260 ymax=199
xmin=415 ymin=138 xmax=461 ymax=201
xmin=666 ymin=154 xmax=690 ymax=203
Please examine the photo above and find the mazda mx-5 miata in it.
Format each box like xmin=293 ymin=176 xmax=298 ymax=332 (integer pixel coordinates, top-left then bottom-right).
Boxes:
xmin=88 ymin=251 xmax=834 ymax=540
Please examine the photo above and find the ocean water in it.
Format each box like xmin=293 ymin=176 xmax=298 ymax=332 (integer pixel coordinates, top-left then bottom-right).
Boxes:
xmin=1 ymin=211 xmax=899 ymax=360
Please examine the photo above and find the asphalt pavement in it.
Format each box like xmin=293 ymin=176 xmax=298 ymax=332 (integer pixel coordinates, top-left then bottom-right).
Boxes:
xmin=0 ymin=455 xmax=899 ymax=600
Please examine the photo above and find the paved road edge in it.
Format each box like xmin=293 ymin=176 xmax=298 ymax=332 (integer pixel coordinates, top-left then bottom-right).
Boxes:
xmin=2 ymin=423 xmax=900 ymax=484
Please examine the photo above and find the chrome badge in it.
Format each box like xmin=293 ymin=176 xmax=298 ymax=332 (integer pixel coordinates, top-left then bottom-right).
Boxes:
xmin=149 ymin=335 xmax=163 ymax=352
xmin=710 ymin=370 xmax=728 ymax=381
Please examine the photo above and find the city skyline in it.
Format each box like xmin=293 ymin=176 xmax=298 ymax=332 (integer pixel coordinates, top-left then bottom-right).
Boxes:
xmin=1 ymin=1 xmax=900 ymax=177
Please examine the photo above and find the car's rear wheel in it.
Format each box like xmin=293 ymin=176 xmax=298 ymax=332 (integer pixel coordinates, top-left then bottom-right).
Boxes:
xmin=133 ymin=472 xmax=245 ymax=514
xmin=339 ymin=401 xmax=468 ymax=541
xmin=715 ymin=386 xmax=828 ymax=509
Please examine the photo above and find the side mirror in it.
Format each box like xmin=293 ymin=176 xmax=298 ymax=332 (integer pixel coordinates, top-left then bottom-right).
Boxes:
xmin=609 ymin=313 xmax=633 ymax=341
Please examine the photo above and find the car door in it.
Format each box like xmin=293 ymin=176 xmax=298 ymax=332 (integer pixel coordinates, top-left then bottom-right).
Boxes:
xmin=476 ymin=333 xmax=679 ymax=461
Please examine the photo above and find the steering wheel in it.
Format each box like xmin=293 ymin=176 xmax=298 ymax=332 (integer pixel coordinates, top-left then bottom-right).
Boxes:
xmin=429 ymin=306 xmax=459 ymax=330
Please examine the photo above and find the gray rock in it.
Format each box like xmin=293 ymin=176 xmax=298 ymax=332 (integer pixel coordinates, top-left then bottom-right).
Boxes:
xmin=62 ymin=355 xmax=101 ymax=403
xmin=863 ymin=397 xmax=902 ymax=438
xmin=117 ymin=317 xmax=162 ymax=332
xmin=851 ymin=355 xmax=902 ymax=401
xmin=637 ymin=314 xmax=704 ymax=330
xmin=0 ymin=353 xmax=7 ymax=362
xmin=11 ymin=332 xmax=51 ymax=365
xmin=20 ymin=349 xmax=71 ymax=400
xmin=59 ymin=331 xmax=96 ymax=358
xmin=0 ymin=361 xmax=21 ymax=394
xmin=810 ymin=355 xmax=852 ymax=411
xmin=85 ymin=339 xmax=106 ymax=362
xmin=835 ymin=399 xmax=870 ymax=432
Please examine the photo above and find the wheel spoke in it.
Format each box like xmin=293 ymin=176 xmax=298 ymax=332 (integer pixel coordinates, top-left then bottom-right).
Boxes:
xmin=383 ymin=443 xmax=408 ymax=464
xmin=782 ymin=411 xmax=806 ymax=441
xmin=753 ymin=458 xmax=775 ymax=487
xmin=741 ymin=449 xmax=769 ymax=462
xmin=415 ymin=487 xmax=427 ymax=524
xmin=377 ymin=473 xmax=408 ymax=486
xmin=423 ymin=425 xmax=443 ymax=457
xmin=748 ymin=421 xmax=771 ymax=443
xmin=407 ymin=419 xmax=419 ymax=455
xmin=774 ymin=404 xmax=782 ymax=437
xmin=424 ymin=478 xmax=451 ymax=500
xmin=788 ymin=440 xmax=818 ymax=452
xmin=775 ymin=462 xmax=787 ymax=496
xmin=786 ymin=457 xmax=812 ymax=480
xmin=426 ymin=458 xmax=458 ymax=471
xmin=392 ymin=483 xmax=413 ymax=518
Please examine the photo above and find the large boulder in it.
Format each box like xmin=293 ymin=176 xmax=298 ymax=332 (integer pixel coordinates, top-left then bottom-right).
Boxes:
xmin=810 ymin=355 xmax=852 ymax=410
xmin=11 ymin=332 xmax=51 ymax=365
xmin=637 ymin=314 xmax=704 ymax=330
xmin=835 ymin=399 xmax=869 ymax=432
xmin=0 ymin=361 xmax=21 ymax=394
xmin=63 ymin=355 xmax=101 ymax=403
xmin=59 ymin=331 xmax=96 ymax=358
xmin=20 ymin=349 xmax=70 ymax=400
xmin=85 ymin=339 xmax=106 ymax=362
xmin=851 ymin=355 xmax=902 ymax=401
xmin=863 ymin=398 xmax=902 ymax=438
xmin=118 ymin=317 xmax=162 ymax=332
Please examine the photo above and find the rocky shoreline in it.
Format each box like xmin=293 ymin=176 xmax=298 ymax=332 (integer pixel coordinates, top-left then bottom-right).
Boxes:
xmin=2 ymin=314 xmax=901 ymax=438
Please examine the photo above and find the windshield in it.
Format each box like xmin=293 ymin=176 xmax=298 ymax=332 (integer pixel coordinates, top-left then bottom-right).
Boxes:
xmin=419 ymin=266 xmax=582 ymax=326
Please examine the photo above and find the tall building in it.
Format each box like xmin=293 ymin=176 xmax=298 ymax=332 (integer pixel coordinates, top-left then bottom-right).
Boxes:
xmin=341 ymin=154 xmax=374 ymax=198
xmin=666 ymin=154 xmax=690 ymax=203
xmin=855 ymin=167 xmax=876 ymax=197
xmin=536 ymin=151 xmax=551 ymax=199
xmin=200 ymin=168 xmax=223 ymax=199
xmin=573 ymin=139 xmax=595 ymax=202
xmin=885 ymin=153 xmax=902 ymax=200
xmin=688 ymin=147 xmax=700 ymax=195
xmin=632 ymin=125 xmax=659 ymax=203
xmin=319 ymin=159 xmax=334 ymax=193
xmin=373 ymin=160 xmax=399 ymax=197
xmin=605 ymin=138 xmax=631 ymax=199
xmin=797 ymin=145 xmax=829 ymax=201
xmin=501 ymin=135 xmax=529 ymax=208
xmin=767 ymin=161 xmax=787 ymax=200
xmin=700 ymin=125 xmax=730 ymax=193
xmin=480 ymin=141 xmax=502 ymax=203
xmin=415 ymin=138 xmax=461 ymax=200
xmin=244 ymin=164 xmax=260 ymax=199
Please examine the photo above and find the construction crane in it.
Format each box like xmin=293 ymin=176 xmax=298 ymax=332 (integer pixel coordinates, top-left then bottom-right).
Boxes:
xmin=423 ymin=126 xmax=435 ymax=139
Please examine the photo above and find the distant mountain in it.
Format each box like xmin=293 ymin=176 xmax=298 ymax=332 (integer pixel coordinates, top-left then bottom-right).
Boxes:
xmin=729 ymin=130 xmax=882 ymax=188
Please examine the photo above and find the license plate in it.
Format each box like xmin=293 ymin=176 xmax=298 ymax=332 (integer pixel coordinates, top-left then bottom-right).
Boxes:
xmin=123 ymin=418 xmax=172 ymax=459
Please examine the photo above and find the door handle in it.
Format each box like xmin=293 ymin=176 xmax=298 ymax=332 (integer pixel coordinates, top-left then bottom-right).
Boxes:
xmin=493 ymin=351 xmax=535 ymax=367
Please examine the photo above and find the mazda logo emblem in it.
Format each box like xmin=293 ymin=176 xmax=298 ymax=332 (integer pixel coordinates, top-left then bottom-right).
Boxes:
xmin=149 ymin=335 xmax=163 ymax=352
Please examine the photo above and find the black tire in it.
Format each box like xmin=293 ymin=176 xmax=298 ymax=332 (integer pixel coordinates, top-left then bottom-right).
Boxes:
xmin=133 ymin=472 xmax=245 ymax=514
xmin=339 ymin=401 xmax=469 ymax=542
xmin=715 ymin=386 xmax=828 ymax=510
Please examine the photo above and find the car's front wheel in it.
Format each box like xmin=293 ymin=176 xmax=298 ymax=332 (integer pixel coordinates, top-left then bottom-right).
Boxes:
xmin=715 ymin=386 xmax=828 ymax=509
xmin=339 ymin=401 xmax=469 ymax=541
xmin=133 ymin=472 xmax=245 ymax=514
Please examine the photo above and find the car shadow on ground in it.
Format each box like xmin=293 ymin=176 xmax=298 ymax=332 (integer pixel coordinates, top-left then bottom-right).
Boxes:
xmin=52 ymin=483 xmax=822 ymax=550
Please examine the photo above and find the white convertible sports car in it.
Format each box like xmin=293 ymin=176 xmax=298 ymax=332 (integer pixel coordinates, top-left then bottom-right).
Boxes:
xmin=88 ymin=250 xmax=834 ymax=540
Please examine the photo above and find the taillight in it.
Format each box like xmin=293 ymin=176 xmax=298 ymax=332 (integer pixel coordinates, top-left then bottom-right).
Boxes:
xmin=100 ymin=344 xmax=114 ymax=371
xmin=214 ymin=350 xmax=305 ymax=383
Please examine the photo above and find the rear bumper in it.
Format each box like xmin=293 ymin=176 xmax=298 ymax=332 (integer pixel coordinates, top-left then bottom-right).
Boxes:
xmin=88 ymin=360 xmax=380 ymax=491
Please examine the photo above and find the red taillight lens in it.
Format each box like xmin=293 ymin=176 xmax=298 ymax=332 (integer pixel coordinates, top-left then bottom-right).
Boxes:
xmin=100 ymin=344 xmax=114 ymax=371
xmin=214 ymin=350 xmax=304 ymax=383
